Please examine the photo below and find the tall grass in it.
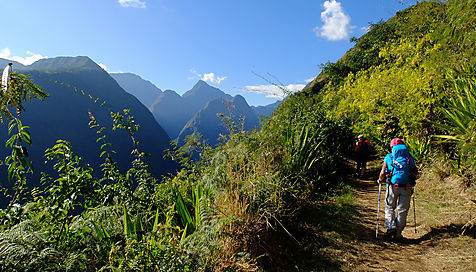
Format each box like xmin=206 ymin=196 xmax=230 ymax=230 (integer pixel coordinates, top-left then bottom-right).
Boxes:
xmin=177 ymin=92 xmax=353 ymax=270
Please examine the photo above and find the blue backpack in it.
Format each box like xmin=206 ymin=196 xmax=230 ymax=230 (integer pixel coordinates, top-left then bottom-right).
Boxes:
xmin=385 ymin=144 xmax=415 ymax=185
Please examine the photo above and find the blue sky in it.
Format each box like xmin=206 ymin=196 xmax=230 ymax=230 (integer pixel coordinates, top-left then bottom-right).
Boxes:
xmin=1 ymin=0 xmax=406 ymax=106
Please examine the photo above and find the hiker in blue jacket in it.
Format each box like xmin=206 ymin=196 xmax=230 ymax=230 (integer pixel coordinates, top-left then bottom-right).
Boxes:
xmin=377 ymin=138 xmax=418 ymax=240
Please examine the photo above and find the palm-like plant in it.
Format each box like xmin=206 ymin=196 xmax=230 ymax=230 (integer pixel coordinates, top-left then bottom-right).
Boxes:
xmin=436 ymin=65 xmax=476 ymax=180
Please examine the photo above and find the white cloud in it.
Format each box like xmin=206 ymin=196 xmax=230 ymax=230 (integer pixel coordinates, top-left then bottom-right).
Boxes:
xmin=314 ymin=0 xmax=351 ymax=41
xmin=118 ymin=0 xmax=146 ymax=8
xmin=190 ymin=68 xmax=227 ymax=85
xmin=243 ymin=83 xmax=305 ymax=99
xmin=98 ymin=63 xmax=110 ymax=73
xmin=202 ymin=72 xmax=227 ymax=84
xmin=0 ymin=48 xmax=11 ymax=59
xmin=0 ymin=48 xmax=47 ymax=65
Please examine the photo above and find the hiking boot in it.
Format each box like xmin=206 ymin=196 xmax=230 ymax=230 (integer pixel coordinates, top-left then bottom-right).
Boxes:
xmin=393 ymin=235 xmax=405 ymax=243
xmin=383 ymin=229 xmax=396 ymax=240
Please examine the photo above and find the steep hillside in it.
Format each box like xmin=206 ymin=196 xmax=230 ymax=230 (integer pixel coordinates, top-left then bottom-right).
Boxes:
xmin=150 ymin=80 xmax=232 ymax=139
xmin=0 ymin=57 xmax=175 ymax=192
xmin=304 ymin=1 xmax=450 ymax=95
xmin=149 ymin=89 xmax=191 ymax=139
xmin=110 ymin=72 xmax=162 ymax=109
xmin=304 ymin=0 xmax=475 ymax=151
xmin=177 ymin=95 xmax=259 ymax=146
xmin=0 ymin=1 xmax=473 ymax=271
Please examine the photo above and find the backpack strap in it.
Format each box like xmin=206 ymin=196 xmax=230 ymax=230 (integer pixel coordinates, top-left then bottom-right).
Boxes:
xmin=384 ymin=154 xmax=394 ymax=183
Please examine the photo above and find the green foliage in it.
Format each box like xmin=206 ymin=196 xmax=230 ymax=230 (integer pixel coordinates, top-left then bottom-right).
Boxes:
xmin=0 ymin=219 xmax=61 ymax=271
xmin=435 ymin=65 xmax=476 ymax=183
xmin=178 ymin=92 xmax=353 ymax=270
xmin=0 ymin=72 xmax=48 ymax=125
xmin=2 ymin=119 xmax=34 ymax=211
xmin=392 ymin=1 xmax=446 ymax=40
xmin=434 ymin=0 xmax=475 ymax=62
xmin=311 ymin=0 xmax=475 ymax=163
xmin=41 ymin=140 xmax=99 ymax=247
xmin=0 ymin=70 xmax=206 ymax=271
xmin=0 ymin=1 xmax=474 ymax=271
xmin=405 ymin=136 xmax=431 ymax=164
xmin=0 ymin=71 xmax=48 ymax=227
xmin=173 ymin=183 xmax=210 ymax=236
xmin=0 ymin=78 xmax=372 ymax=268
xmin=309 ymin=1 xmax=446 ymax=94
xmin=321 ymin=33 xmax=447 ymax=153
xmin=42 ymin=140 xmax=98 ymax=209
xmin=111 ymin=109 xmax=159 ymax=210
xmin=265 ymin=93 xmax=353 ymax=188
xmin=111 ymin=109 xmax=140 ymax=148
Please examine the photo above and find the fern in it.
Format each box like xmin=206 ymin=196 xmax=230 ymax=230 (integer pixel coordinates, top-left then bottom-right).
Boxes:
xmin=0 ymin=219 xmax=60 ymax=271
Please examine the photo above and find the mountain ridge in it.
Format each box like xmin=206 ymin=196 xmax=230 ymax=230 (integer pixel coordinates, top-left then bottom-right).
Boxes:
xmin=0 ymin=57 xmax=281 ymax=148
xmin=111 ymin=72 xmax=163 ymax=109
xmin=177 ymin=94 xmax=259 ymax=146
xmin=0 ymin=56 xmax=176 ymax=191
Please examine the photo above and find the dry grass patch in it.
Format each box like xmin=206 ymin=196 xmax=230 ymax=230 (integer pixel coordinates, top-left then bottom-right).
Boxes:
xmin=416 ymin=160 xmax=476 ymax=232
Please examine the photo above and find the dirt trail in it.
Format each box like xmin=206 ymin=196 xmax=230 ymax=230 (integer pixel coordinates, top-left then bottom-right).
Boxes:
xmin=286 ymin=160 xmax=475 ymax=272
xmin=343 ymin=173 xmax=475 ymax=271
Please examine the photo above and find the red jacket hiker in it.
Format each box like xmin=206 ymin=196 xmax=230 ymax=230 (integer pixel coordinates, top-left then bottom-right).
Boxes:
xmin=355 ymin=135 xmax=370 ymax=177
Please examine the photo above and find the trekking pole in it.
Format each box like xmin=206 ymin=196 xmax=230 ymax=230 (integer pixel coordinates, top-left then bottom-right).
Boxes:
xmin=376 ymin=181 xmax=382 ymax=238
xmin=413 ymin=192 xmax=417 ymax=233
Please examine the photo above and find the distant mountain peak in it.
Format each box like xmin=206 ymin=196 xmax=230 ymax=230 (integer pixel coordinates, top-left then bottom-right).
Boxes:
xmin=0 ymin=58 xmax=28 ymax=70
xmin=183 ymin=80 xmax=228 ymax=99
xmin=177 ymin=93 xmax=259 ymax=147
xmin=231 ymin=94 xmax=247 ymax=103
xmin=188 ymin=80 xmax=215 ymax=93
xmin=27 ymin=56 xmax=102 ymax=72
xmin=197 ymin=79 xmax=207 ymax=84
xmin=194 ymin=80 xmax=209 ymax=87
xmin=163 ymin=89 xmax=181 ymax=96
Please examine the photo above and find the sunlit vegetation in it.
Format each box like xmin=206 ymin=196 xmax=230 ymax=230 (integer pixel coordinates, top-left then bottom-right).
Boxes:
xmin=0 ymin=0 xmax=474 ymax=271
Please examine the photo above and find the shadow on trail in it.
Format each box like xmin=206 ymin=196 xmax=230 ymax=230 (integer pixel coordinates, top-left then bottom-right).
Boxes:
xmin=287 ymin=157 xmax=476 ymax=271
xmin=279 ymin=157 xmax=476 ymax=271
xmin=397 ymin=224 xmax=476 ymax=245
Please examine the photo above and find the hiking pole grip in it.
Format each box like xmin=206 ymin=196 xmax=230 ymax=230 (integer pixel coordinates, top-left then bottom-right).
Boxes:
xmin=376 ymin=182 xmax=382 ymax=238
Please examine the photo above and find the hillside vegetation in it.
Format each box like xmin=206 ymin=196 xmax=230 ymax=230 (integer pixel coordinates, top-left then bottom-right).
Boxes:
xmin=0 ymin=0 xmax=474 ymax=271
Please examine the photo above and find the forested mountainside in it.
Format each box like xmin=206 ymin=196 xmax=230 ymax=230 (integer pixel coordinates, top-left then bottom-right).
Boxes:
xmin=0 ymin=57 xmax=175 ymax=198
xmin=0 ymin=1 xmax=473 ymax=271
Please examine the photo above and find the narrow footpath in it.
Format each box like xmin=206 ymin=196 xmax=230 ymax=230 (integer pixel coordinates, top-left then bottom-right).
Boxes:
xmin=341 ymin=163 xmax=475 ymax=272
xmin=285 ymin=159 xmax=475 ymax=272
